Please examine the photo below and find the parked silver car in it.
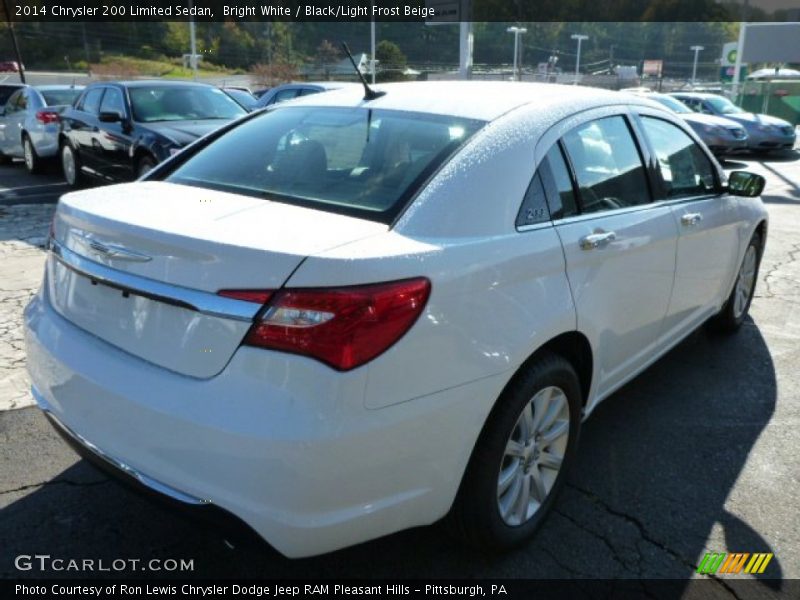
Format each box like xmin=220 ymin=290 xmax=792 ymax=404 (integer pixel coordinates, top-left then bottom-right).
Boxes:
xmin=670 ymin=92 xmax=796 ymax=153
xmin=639 ymin=93 xmax=748 ymax=156
xmin=0 ymin=85 xmax=84 ymax=173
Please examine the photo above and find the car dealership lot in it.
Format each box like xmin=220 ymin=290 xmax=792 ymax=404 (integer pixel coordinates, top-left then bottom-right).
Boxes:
xmin=1 ymin=151 xmax=799 ymax=585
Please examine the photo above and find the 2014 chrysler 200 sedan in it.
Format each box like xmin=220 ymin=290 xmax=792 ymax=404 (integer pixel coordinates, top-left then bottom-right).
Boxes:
xmin=25 ymin=82 xmax=768 ymax=558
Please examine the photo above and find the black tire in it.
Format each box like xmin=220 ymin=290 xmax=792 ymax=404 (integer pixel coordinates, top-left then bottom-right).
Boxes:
xmin=707 ymin=232 xmax=763 ymax=334
xmin=137 ymin=155 xmax=156 ymax=179
xmin=22 ymin=135 xmax=44 ymax=174
xmin=447 ymin=352 xmax=582 ymax=551
xmin=61 ymin=141 xmax=84 ymax=189
xmin=0 ymin=151 xmax=10 ymax=165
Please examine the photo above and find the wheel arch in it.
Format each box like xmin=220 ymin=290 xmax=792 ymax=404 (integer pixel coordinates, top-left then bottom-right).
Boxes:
xmin=132 ymin=146 xmax=157 ymax=171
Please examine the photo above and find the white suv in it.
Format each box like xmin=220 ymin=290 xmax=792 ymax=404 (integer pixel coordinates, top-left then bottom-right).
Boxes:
xmin=25 ymin=82 xmax=767 ymax=557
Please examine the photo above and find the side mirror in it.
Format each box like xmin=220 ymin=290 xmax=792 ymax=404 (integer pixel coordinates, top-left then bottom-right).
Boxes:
xmin=98 ymin=111 xmax=122 ymax=123
xmin=727 ymin=171 xmax=766 ymax=197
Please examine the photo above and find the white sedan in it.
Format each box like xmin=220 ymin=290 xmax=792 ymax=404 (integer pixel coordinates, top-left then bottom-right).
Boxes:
xmin=25 ymin=82 xmax=767 ymax=557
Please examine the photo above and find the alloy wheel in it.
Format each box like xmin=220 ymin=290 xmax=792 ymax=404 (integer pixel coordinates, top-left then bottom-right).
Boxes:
xmin=733 ymin=245 xmax=757 ymax=319
xmin=497 ymin=386 xmax=570 ymax=526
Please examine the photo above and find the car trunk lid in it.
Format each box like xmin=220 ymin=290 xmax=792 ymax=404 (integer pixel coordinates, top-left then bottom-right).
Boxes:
xmin=48 ymin=181 xmax=387 ymax=378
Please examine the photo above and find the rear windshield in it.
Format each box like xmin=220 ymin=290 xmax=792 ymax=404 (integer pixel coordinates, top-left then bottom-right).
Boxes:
xmin=164 ymin=107 xmax=485 ymax=223
xmin=0 ymin=85 xmax=21 ymax=106
xmin=41 ymin=89 xmax=82 ymax=107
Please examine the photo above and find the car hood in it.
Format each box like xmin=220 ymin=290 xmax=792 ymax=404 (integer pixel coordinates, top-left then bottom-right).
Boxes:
xmin=680 ymin=113 xmax=744 ymax=129
xmin=145 ymin=119 xmax=233 ymax=146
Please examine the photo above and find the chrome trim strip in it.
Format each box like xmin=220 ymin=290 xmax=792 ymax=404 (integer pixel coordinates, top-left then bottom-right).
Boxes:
xmin=50 ymin=240 xmax=260 ymax=323
xmin=33 ymin=388 xmax=209 ymax=506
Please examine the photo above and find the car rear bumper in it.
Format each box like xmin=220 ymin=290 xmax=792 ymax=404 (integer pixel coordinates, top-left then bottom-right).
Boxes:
xmin=39 ymin=399 xmax=265 ymax=546
xmin=24 ymin=285 xmax=500 ymax=557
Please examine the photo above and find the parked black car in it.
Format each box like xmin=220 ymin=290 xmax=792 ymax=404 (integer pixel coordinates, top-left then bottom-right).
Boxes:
xmin=59 ymin=80 xmax=247 ymax=187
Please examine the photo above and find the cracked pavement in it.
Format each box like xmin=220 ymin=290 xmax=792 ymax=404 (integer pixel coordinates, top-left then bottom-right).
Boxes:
xmin=0 ymin=153 xmax=799 ymax=593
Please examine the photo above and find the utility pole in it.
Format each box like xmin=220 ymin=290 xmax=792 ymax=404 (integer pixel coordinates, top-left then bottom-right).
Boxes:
xmin=2 ymin=0 xmax=26 ymax=83
xmin=571 ymin=34 xmax=588 ymax=84
xmin=507 ymin=26 xmax=527 ymax=81
xmin=690 ymin=45 xmax=704 ymax=85
xmin=188 ymin=0 xmax=198 ymax=80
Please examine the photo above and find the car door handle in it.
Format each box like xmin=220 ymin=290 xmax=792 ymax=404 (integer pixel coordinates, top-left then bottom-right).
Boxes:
xmin=681 ymin=213 xmax=703 ymax=227
xmin=579 ymin=230 xmax=617 ymax=251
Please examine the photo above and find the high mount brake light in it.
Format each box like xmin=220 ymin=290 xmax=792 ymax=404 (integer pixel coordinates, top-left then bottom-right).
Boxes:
xmin=219 ymin=278 xmax=431 ymax=371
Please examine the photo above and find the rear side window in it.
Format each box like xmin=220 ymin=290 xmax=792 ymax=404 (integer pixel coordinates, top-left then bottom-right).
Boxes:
xmin=640 ymin=117 xmax=717 ymax=198
xmin=270 ymin=89 xmax=300 ymax=104
xmin=41 ymin=89 xmax=81 ymax=107
xmin=298 ymin=88 xmax=321 ymax=97
xmin=80 ymin=88 xmax=104 ymax=115
xmin=0 ymin=86 xmax=20 ymax=106
xmin=542 ymin=144 xmax=579 ymax=219
xmin=516 ymin=172 xmax=550 ymax=228
xmin=561 ymin=116 xmax=650 ymax=214
xmin=164 ymin=107 xmax=484 ymax=223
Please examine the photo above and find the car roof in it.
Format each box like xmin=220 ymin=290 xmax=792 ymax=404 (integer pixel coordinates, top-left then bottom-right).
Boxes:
xmin=670 ymin=92 xmax=720 ymax=99
xmin=32 ymin=85 xmax=85 ymax=91
xmin=284 ymin=81 xmax=652 ymax=122
xmin=89 ymin=80 xmax=215 ymax=89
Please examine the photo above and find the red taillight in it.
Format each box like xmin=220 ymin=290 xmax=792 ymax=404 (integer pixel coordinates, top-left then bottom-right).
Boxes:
xmin=35 ymin=110 xmax=60 ymax=124
xmin=217 ymin=289 xmax=274 ymax=304
xmin=235 ymin=278 xmax=430 ymax=371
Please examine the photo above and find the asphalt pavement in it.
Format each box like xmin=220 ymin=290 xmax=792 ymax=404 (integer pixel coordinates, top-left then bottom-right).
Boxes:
xmin=0 ymin=160 xmax=68 ymax=206
xmin=0 ymin=149 xmax=799 ymax=595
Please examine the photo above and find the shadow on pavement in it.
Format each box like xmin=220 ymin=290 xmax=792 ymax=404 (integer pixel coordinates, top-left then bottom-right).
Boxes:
xmin=0 ymin=319 xmax=781 ymax=589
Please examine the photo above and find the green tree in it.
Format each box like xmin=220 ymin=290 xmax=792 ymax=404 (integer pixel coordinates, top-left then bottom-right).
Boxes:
xmin=376 ymin=40 xmax=407 ymax=70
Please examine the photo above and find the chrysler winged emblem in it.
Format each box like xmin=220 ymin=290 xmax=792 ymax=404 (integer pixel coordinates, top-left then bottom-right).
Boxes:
xmin=74 ymin=232 xmax=153 ymax=263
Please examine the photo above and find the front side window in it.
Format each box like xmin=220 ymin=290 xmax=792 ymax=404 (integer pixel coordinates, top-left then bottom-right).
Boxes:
xmin=561 ymin=116 xmax=650 ymax=214
xmin=164 ymin=107 xmax=484 ymax=223
xmin=640 ymin=117 xmax=717 ymax=198
xmin=80 ymin=88 xmax=104 ymax=115
xmin=129 ymin=86 xmax=245 ymax=122
xmin=705 ymin=96 xmax=745 ymax=115
xmin=99 ymin=87 xmax=126 ymax=116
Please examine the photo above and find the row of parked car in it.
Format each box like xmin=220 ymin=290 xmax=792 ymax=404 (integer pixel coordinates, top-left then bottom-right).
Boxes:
xmin=0 ymin=79 xmax=355 ymax=183
xmin=0 ymin=79 xmax=795 ymax=187
xmin=633 ymin=90 xmax=796 ymax=155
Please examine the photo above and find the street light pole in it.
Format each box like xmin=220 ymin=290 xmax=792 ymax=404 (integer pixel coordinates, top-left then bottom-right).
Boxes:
xmin=370 ymin=2 xmax=376 ymax=84
xmin=506 ymin=26 xmax=527 ymax=81
xmin=690 ymin=45 xmax=704 ymax=85
xmin=571 ymin=34 xmax=588 ymax=84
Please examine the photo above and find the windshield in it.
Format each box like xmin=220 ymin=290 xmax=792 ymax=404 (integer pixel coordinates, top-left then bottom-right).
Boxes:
xmin=653 ymin=95 xmax=692 ymax=114
xmin=129 ymin=85 xmax=246 ymax=122
xmin=224 ymin=88 xmax=258 ymax=110
xmin=706 ymin=96 xmax=745 ymax=115
xmin=40 ymin=89 xmax=82 ymax=107
xmin=164 ymin=107 xmax=485 ymax=223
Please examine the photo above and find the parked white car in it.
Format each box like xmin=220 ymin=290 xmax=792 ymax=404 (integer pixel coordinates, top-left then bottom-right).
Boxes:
xmin=0 ymin=85 xmax=83 ymax=173
xmin=25 ymin=82 xmax=768 ymax=558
